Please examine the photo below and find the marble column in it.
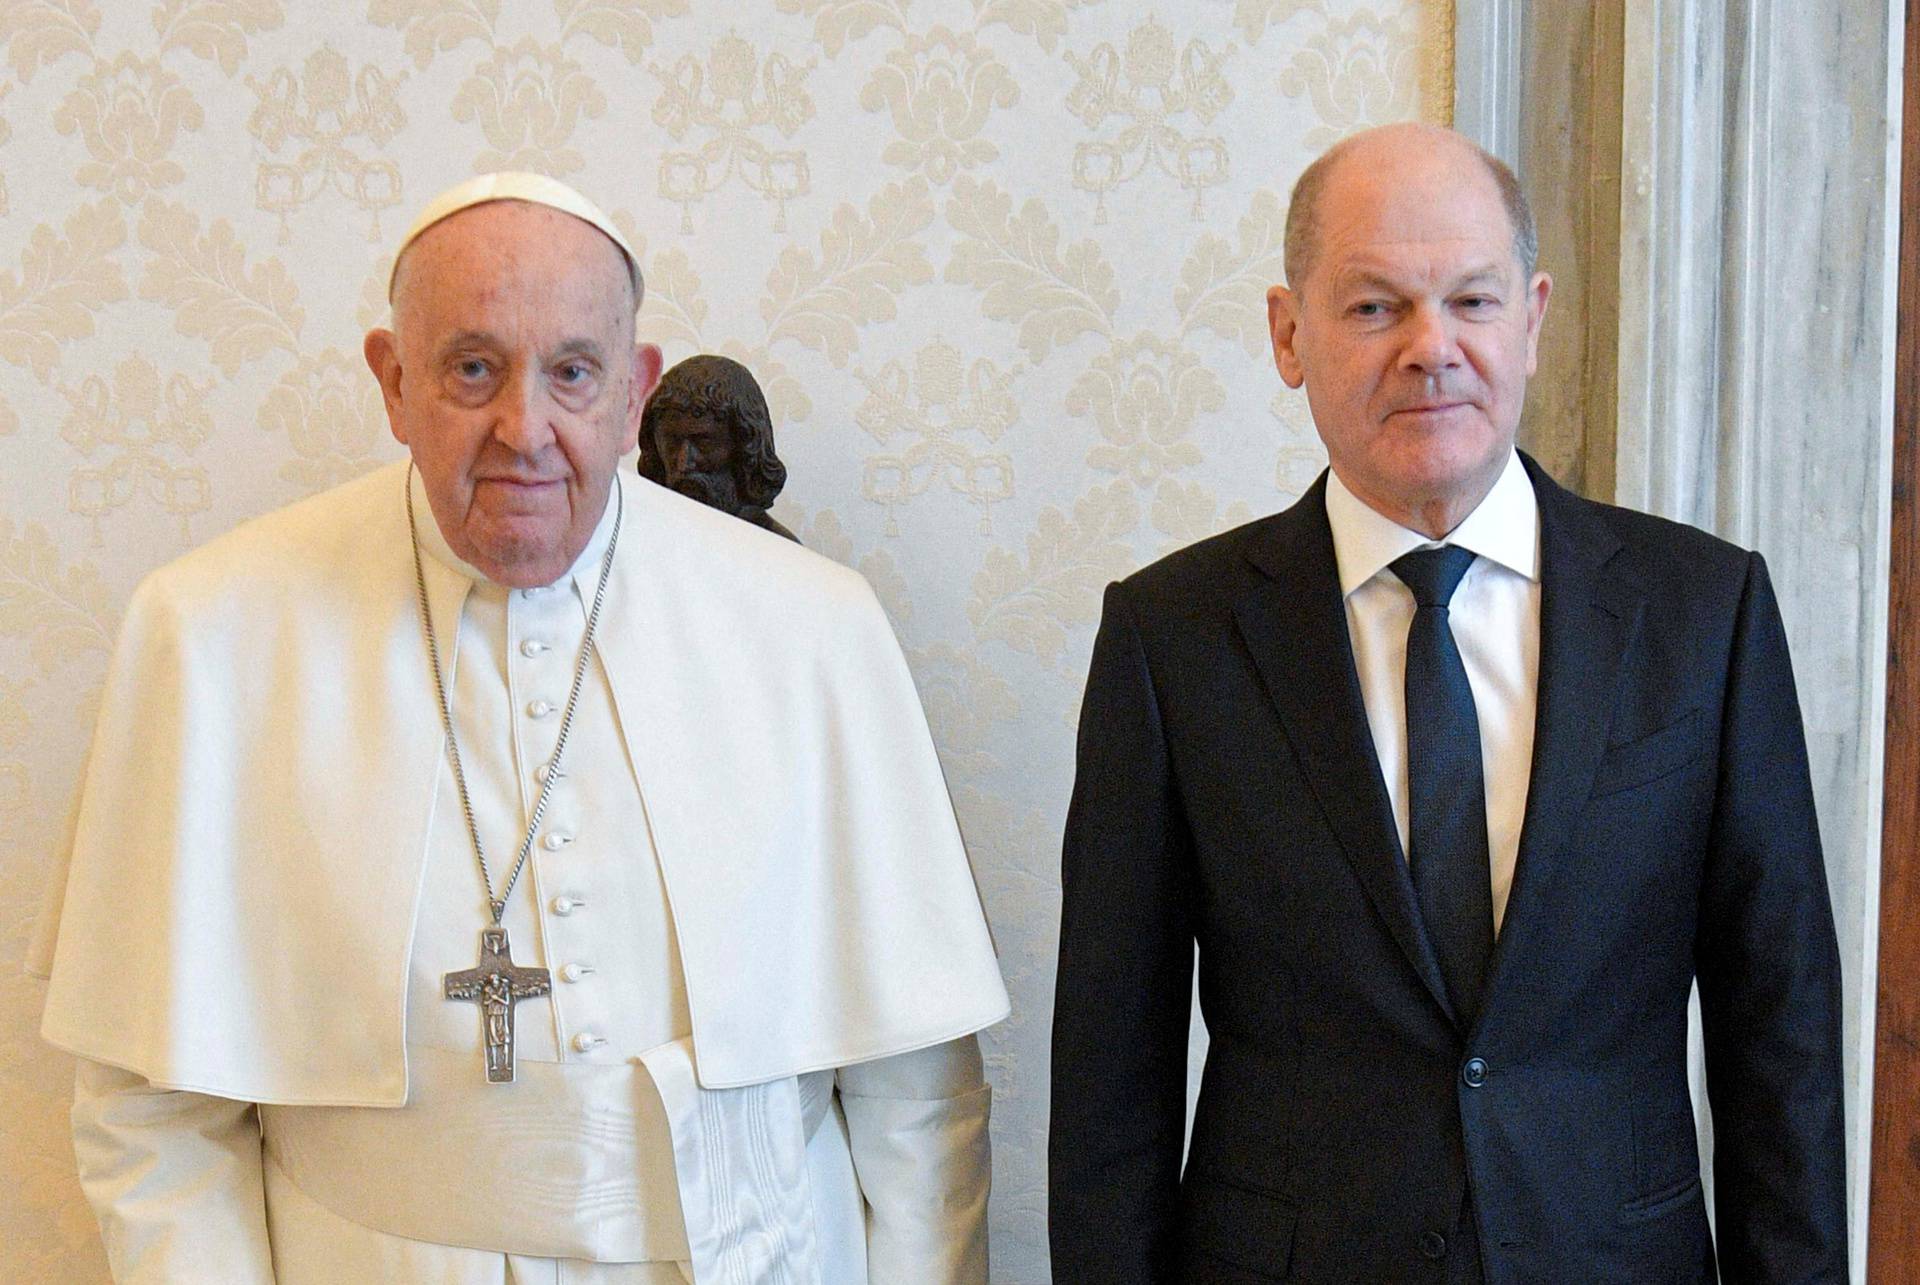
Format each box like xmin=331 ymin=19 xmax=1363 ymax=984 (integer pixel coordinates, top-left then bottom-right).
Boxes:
xmin=1615 ymin=5 xmax=1896 ymax=1273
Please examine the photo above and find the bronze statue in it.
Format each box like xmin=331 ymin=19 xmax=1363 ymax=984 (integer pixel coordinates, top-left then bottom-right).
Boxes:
xmin=639 ymin=354 xmax=798 ymax=542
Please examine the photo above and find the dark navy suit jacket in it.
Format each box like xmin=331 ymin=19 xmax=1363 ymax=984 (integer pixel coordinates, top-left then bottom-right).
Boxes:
xmin=1049 ymin=456 xmax=1847 ymax=1283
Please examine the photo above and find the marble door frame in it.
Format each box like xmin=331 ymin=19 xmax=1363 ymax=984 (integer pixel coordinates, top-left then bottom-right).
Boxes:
xmin=1452 ymin=0 xmax=1524 ymax=165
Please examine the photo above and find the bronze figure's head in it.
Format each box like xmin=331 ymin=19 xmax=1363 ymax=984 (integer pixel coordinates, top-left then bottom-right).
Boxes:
xmin=638 ymin=354 xmax=798 ymax=542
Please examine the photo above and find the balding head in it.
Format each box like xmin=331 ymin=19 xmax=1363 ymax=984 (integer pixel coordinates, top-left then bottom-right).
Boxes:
xmin=1263 ymin=120 xmax=1552 ymax=539
xmin=1283 ymin=123 xmax=1537 ymax=294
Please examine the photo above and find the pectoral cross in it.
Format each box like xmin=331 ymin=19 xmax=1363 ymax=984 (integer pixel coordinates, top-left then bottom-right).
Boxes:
xmin=445 ymin=926 xmax=551 ymax=1083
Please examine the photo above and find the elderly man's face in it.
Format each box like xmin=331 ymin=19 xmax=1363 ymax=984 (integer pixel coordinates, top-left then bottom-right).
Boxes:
xmin=364 ymin=201 xmax=662 ymax=588
xmin=649 ymin=406 xmax=741 ymax=512
xmin=1267 ymin=130 xmax=1550 ymax=537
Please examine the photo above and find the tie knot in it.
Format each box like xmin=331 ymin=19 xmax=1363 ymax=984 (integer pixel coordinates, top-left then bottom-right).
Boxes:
xmin=1391 ymin=545 xmax=1476 ymax=608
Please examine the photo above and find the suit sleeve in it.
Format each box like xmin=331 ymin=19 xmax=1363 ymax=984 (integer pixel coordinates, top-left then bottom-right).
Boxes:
xmin=1694 ymin=551 xmax=1848 ymax=1282
xmin=70 ymin=1058 xmax=275 ymax=1283
xmin=1050 ymin=581 xmax=1195 ymax=1283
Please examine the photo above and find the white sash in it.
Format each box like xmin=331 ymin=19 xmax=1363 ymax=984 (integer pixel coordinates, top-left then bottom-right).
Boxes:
xmin=260 ymin=1046 xmax=689 ymax=1262
xmin=639 ymin=1039 xmax=823 ymax=1285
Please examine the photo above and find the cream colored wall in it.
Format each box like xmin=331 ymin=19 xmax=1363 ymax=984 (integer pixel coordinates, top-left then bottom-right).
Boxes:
xmin=0 ymin=2 xmax=1449 ymax=1278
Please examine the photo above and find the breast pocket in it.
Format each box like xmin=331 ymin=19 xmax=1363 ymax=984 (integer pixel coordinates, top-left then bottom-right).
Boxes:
xmin=1590 ymin=709 xmax=1706 ymax=799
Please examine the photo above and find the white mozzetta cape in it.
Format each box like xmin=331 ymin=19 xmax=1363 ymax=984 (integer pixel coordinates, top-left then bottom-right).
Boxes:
xmin=37 ymin=461 xmax=1009 ymax=1104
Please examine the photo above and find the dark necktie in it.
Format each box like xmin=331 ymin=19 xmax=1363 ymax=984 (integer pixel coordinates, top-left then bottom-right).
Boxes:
xmin=1391 ymin=545 xmax=1494 ymax=1027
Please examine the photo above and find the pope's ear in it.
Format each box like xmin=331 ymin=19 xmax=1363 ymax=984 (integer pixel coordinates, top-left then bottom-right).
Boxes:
xmin=626 ymin=343 xmax=664 ymax=444
xmin=363 ymin=329 xmax=407 ymax=444
xmin=634 ymin=343 xmax=665 ymax=403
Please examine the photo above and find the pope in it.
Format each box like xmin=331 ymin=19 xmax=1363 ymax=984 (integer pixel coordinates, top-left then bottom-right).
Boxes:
xmin=32 ymin=172 xmax=1010 ymax=1284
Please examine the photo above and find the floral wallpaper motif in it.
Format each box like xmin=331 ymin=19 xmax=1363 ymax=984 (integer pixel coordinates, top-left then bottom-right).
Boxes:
xmin=1065 ymin=17 xmax=1233 ymax=223
xmin=54 ymin=51 xmax=205 ymax=203
xmin=861 ymin=25 xmax=1017 ymax=186
xmin=0 ymin=2 xmax=1448 ymax=1278
xmin=653 ymin=32 xmax=815 ymax=230
xmin=56 ymin=352 xmax=213 ymax=545
xmin=247 ymin=47 xmax=407 ymax=241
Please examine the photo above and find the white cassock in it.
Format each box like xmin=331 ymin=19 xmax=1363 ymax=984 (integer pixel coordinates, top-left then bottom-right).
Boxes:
xmin=31 ymin=461 xmax=1011 ymax=1283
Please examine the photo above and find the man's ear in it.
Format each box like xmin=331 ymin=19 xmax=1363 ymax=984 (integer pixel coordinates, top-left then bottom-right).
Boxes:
xmin=623 ymin=342 xmax=665 ymax=453
xmin=1267 ymin=285 xmax=1307 ymax=389
xmin=1523 ymin=271 xmax=1553 ymax=377
xmin=363 ymin=328 xmax=407 ymax=444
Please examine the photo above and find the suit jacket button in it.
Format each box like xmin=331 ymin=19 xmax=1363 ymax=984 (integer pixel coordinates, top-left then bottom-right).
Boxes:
xmin=1462 ymin=1057 xmax=1488 ymax=1087
xmin=1420 ymin=1231 xmax=1448 ymax=1260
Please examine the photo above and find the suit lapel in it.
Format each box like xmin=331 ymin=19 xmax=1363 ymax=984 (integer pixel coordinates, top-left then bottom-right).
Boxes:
xmin=1232 ymin=478 xmax=1456 ymax=1025
xmin=1478 ymin=459 xmax=1640 ymax=1024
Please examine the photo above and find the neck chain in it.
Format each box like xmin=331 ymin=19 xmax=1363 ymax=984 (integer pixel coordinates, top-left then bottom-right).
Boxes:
xmin=406 ymin=464 xmax=622 ymax=925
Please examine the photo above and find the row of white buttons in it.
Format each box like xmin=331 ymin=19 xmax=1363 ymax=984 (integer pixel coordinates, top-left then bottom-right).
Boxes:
xmin=517 ymin=625 xmax=599 ymax=1055
xmin=521 ymin=635 xmax=555 ymax=731
xmin=551 ymin=846 xmax=598 ymax=1045
xmin=561 ymin=946 xmax=598 ymax=1052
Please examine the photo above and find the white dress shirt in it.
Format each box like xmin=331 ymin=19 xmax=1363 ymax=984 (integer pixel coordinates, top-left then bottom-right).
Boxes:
xmin=1324 ymin=450 xmax=1541 ymax=934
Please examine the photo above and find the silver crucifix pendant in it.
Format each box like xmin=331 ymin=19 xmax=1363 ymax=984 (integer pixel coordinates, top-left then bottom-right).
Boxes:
xmin=444 ymin=926 xmax=552 ymax=1083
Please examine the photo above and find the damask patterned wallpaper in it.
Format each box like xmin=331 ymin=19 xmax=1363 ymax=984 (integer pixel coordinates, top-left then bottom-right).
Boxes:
xmin=0 ymin=2 xmax=1448 ymax=1278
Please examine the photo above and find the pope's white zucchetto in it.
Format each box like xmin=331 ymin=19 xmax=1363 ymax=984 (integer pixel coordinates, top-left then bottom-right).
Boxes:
xmin=387 ymin=171 xmax=644 ymax=302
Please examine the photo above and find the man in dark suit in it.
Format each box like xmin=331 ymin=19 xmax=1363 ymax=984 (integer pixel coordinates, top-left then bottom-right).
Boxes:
xmin=1049 ymin=122 xmax=1846 ymax=1283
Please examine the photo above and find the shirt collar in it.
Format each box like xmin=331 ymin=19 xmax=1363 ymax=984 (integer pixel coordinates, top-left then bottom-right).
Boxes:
xmin=409 ymin=464 xmax=623 ymax=595
xmin=1323 ymin=449 xmax=1540 ymax=598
